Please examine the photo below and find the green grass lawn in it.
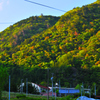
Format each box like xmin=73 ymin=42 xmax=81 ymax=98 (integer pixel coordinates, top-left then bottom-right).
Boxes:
xmin=2 ymin=91 xmax=59 ymax=100
xmin=2 ymin=91 xmax=77 ymax=100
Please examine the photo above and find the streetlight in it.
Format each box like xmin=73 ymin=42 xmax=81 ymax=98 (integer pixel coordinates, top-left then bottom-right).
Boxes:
xmin=9 ymin=75 xmax=10 ymax=100
xmin=26 ymin=78 xmax=28 ymax=96
xmin=55 ymin=83 xmax=58 ymax=100
xmin=89 ymin=88 xmax=91 ymax=98
xmin=81 ymin=85 xmax=83 ymax=97
xmin=94 ymin=84 xmax=96 ymax=99
xmin=47 ymin=68 xmax=50 ymax=100
xmin=88 ymin=85 xmax=91 ymax=98
xmin=51 ymin=73 xmax=54 ymax=97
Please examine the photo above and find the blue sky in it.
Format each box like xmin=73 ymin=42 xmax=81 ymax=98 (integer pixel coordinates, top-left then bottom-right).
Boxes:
xmin=0 ymin=0 xmax=96 ymax=32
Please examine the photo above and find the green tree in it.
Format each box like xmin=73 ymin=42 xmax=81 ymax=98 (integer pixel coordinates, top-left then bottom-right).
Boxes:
xmin=0 ymin=65 xmax=8 ymax=99
xmin=64 ymin=82 xmax=70 ymax=87
xmin=75 ymin=84 xmax=81 ymax=90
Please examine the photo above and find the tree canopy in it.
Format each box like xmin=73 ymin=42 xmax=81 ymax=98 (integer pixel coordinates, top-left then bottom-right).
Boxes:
xmin=0 ymin=65 xmax=8 ymax=99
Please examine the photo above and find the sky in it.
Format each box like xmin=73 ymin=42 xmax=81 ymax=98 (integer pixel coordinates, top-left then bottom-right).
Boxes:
xmin=0 ymin=0 xmax=97 ymax=32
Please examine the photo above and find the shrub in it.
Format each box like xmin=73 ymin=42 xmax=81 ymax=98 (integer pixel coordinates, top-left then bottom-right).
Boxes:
xmin=16 ymin=94 xmax=26 ymax=98
xmin=41 ymin=90 xmax=46 ymax=92
xmin=60 ymin=95 xmax=73 ymax=100
xmin=2 ymin=97 xmax=8 ymax=100
xmin=84 ymin=93 xmax=89 ymax=97
xmin=73 ymin=93 xmax=81 ymax=98
xmin=84 ymin=93 xmax=95 ymax=98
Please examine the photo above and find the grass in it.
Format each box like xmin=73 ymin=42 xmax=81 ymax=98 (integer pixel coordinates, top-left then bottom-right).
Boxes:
xmin=2 ymin=91 xmax=77 ymax=100
xmin=2 ymin=91 xmax=59 ymax=100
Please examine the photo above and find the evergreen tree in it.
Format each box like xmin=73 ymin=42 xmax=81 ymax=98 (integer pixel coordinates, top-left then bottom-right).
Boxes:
xmin=0 ymin=65 xmax=8 ymax=99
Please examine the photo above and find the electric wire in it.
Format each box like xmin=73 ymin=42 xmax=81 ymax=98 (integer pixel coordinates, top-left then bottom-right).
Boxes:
xmin=25 ymin=0 xmax=66 ymax=12
xmin=0 ymin=0 xmax=67 ymax=24
xmin=0 ymin=1 xmax=66 ymax=24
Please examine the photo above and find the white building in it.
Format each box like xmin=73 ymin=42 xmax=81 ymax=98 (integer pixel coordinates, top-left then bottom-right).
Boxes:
xmin=19 ymin=82 xmax=50 ymax=93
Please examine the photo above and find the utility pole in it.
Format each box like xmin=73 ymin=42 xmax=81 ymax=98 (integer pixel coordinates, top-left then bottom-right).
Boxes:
xmin=55 ymin=83 xmax=58 ymax=100
xmin=21 ymin=79 xmax=23 ymax=94
xmin=51 ymin=73 xmax=54 ymax=97
xmin=94 ymin=84 xmax=96 ymax=99
xmin=95 ymin=84 xmax=96 ymax=95
xmin=59 ymin=80 xmax=60 ymax=90
xmin=9 ymin=75 xmax=10 ymax=100
xmin=81 ymin=84 xmax=83 ymax=99
xmin=82 ymin=82 xmax=84 ymax=95
xmin=47 ymin=68 xmax=49 ymax=100
xmin=26 ymin=78 xmax=28 ymax=96
xmin=59 ymin=80 xmax=61 ymax=97
xmin=89 ymin=86 xmax=91 ymax=98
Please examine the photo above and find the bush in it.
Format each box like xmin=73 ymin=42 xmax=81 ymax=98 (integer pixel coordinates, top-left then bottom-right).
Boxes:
xmin=16 ymin=94 xmax=26 ymax=98
xmin=73 ymin=93 xmax=81 ymax=98
xmin=25 ymin=97 xmax=47 ymax=100
xmin=2 ymin=97 xmax=8 ymax=100
xmin=84 ymin=93 xmax=89 ymax=97
xmin=91 ymin=94 xmax=95 ymax=98
xmin=41 ymin=90 xmax=46 ymax=92
xmin=60 ymin=95 xmax=73 ymax=100
xmin=84 ymin=93 xmax=95 ymax=98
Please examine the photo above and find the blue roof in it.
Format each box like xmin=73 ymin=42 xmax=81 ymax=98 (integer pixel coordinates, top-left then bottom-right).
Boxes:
xmin=59 ymin=88 xmax=80 ymax=94
xmin=77 ymin=96 xmax=95 ymax=100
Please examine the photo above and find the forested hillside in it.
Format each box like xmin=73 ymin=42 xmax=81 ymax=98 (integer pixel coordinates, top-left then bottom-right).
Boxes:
xmin=0 ymin=15 xmax=60 ymax=63
xmin=1 ymin=0 xmax=100 ymax=94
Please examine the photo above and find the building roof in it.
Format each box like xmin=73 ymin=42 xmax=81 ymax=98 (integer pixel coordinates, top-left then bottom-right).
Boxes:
xmin=77 ymin=96 xmax=95 ymax=100
xmin=20 ymin=82 xmax=50 ymax=90
xmin=38 ymin=85 xmax=50 ymax=90
xmin=59 ymin=88 xmax=80 ymax=94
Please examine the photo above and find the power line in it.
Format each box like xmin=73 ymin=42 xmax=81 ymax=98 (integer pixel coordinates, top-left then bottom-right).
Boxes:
xmin=25 ymin=0 xmax=66 ymax=12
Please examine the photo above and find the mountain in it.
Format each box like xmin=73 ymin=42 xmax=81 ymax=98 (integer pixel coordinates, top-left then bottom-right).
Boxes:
xmin=0 ymin=15 xmax=60 ymax=63
xmin=2 ymin=0 xmax=100 ymax=69
xmin=1 ymin=0 xmax=100 ymax=93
